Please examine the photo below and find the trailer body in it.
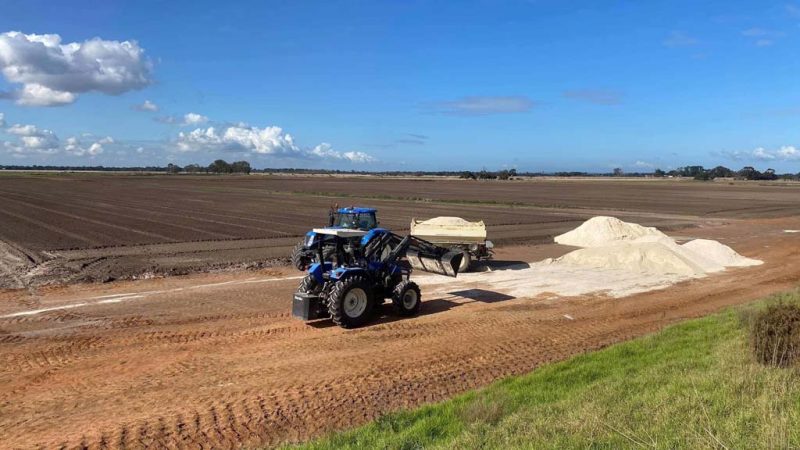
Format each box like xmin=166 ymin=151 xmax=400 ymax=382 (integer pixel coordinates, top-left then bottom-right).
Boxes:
xmin=409 ymin=217 xmax=493 ymax=271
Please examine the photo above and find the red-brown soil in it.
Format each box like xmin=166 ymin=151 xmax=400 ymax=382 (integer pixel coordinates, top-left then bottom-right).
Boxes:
xmin=0 ymin=217 xmax=798 ymax=449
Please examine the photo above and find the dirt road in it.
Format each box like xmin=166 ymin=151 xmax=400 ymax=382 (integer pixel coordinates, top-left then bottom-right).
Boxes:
xmin=1 ymin=218 xmax=798 ymax=449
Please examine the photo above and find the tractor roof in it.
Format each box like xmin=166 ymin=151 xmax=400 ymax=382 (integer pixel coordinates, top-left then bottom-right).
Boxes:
xmin=337 ymin=207 xmax=377 ymax=214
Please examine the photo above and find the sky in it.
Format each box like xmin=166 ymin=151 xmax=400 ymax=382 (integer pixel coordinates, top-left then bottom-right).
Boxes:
xmin=1 ymin=0 xmax=799 ymax=172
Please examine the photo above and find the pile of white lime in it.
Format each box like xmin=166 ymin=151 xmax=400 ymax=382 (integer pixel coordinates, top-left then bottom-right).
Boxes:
xmin=553 ymin=216 xmax=761 ymax=277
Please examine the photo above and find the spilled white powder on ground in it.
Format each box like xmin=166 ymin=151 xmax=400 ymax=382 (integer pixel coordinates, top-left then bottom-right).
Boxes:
xmin=416 ymin=217 xmax=762 ymax=301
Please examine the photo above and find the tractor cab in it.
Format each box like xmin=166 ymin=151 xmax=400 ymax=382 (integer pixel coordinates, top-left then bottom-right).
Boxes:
xmin=330 ymin=207 xmax=378 ymax=230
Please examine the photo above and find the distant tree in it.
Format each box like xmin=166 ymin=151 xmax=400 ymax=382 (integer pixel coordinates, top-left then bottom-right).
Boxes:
xmin=477 ymin=169 xmax=496 ymax=180
xmin=708 ymin=165 xmax=734 ymax=179
xmin=676 ymin=165 xmax=705 ymax=178
xmin=208 ymin=159 xmax=232 ymax=174
xmin=166 ymin=163 xmax=181 ymax=174
xmin=183 ymin=163 xmax=203 ymax=173
xmin=231 ymin=160 xmax=252 ymax=174
xmin=763 ymin=168 xmax=777 ymax=181
xmin=460 ymin=171 xmax=477 ymax=180
xmin=497 ymin=169 xmax=511 ymax=180
xmin=509 ymin=168 xmax=517 ymax=177
xmin=694 ymin=171 xmax=712 ymax=181
xmin=653 ymin=168 xmax=666 ymax=177
xmin=738 ymin=166 xmax=760 ymax=180
xmin=613 ymin=168 xmax=624 ymax=176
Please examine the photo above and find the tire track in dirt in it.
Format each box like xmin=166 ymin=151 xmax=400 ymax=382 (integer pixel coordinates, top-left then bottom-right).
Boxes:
xmin=1 ymin=218 xmax=798 ymax=449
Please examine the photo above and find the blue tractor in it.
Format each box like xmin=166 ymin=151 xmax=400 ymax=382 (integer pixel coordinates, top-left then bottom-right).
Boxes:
xmin=290 ymin=206 xmax=379 ymax=271
xmin=292 ymin=227 xmax=463 ymax=328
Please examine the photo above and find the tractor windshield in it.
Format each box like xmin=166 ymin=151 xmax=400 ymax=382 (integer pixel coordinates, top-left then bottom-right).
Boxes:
xmin=336 ymin=212 xmax=376 ymax=230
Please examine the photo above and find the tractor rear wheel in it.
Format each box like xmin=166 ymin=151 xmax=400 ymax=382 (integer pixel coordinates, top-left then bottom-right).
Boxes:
xmin=392 ymin=280 xmax=421 ymax=316
xmin=327 ymin=276 xmax=374 ymax=328
xmin=290 ymin=241 xmax=311 ymax=271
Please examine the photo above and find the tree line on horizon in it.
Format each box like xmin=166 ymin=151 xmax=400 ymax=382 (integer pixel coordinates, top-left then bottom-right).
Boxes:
xmin=1 ymin=161 xmax=798 ymax=181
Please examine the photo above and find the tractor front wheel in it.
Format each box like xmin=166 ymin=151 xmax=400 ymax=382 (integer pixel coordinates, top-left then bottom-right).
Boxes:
xmin=297 ymin=274 xmax=320 ymax=294
xmin=392 ymin=280 xmax=421 ymax=316
xmin=290 ymin=241 xmax=311 ymax=271
xmin=327 ymin=276 xmax=375 ymax=328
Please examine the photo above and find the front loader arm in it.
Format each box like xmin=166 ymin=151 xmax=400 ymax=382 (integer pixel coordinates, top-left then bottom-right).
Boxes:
xmin=378 ymin=233 xmax=463 ymax=277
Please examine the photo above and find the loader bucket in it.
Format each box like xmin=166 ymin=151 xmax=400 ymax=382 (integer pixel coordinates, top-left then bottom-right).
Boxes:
xmin=406 ymin=249 xmax=463 ymax=277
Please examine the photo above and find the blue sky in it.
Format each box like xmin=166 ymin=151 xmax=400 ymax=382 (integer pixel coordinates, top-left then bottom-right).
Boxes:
xmin=1 ymin=0 xmax=799 ymax=172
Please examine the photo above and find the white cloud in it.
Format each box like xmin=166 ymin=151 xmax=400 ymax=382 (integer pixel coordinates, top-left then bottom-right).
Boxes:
xmin=752 ymin=147 xmax=775 ymax=160
xmin=426 ymin=96 xmax=534 ymax=116
xmin=133 ymin=99 xmax=158 ymax=112
xmin=0 ymin=31 xmax=153 ymax=106
xmin=176 ymin=124 xmax=375 ymax=162
xmin=2 ymin=122 xmax=59 ymax=154
xmin=15 ymin=83 xmax=76 ymax=106
xmin=633 ymin=160 xmax=655 ymax=169
xmin=0 ymin=112 xmax=4 ymax=128
xmin=777 ymin=145 xmax=799 ymax=159
xmin=176 ymin=125 xmax=300 ymax=155
xmin=64 ymin=135 xmax=114 ymax=156
xmin=157 ymin=112 xmax=209 ymax=125
xmin=723 ymin=146 xmax=800 ymax=161
xmin=183 ymin=112 xmax=208 ymax=125
xmin=1 ymin=117 xmax=118 ymax=157
xmin=310 ymin=143 xmax=376 ymax=163
xmin=6 ymin=123 xmax=38 ymax=135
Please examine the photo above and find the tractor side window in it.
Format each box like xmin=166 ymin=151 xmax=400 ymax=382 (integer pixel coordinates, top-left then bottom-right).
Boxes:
xmin=337 ymin=213 xmax=357 ymax=228
xmin=358 ymin=214 xmax=376 ymax=230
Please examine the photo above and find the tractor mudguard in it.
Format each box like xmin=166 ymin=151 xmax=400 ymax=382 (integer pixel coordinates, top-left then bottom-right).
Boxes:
xmin=360 ymin=228 xmax=390 ymax=246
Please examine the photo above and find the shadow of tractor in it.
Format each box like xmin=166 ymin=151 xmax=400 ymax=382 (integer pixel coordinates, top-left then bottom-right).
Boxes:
xmin=472 ymin=260 xmax=531 ymax=271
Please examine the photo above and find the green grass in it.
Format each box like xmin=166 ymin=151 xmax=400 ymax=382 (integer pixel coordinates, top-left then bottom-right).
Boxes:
xmin=291 ymin=291 xmax=800 ymax=449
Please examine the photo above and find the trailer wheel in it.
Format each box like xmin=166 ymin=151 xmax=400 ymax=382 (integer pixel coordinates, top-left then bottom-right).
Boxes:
xmin=290 ymin=241 xmax=311 ymax=271
xmin=327 ymin=276 xmax=374 ymax=328
xmin=392 ymin=280 xmax=421 ymax=316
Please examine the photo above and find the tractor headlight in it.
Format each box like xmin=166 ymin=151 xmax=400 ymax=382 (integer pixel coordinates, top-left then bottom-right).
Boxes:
xmin=305 ymin=233 xmax=316 ymax=247
xmin=469 ymin=243 xmax=479 ymax=252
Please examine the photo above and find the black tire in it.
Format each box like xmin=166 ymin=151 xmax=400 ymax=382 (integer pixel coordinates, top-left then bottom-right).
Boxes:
xmin=290 ymin=241 xmax=311 ymax=271
xmin=327 ymin=276 xmax=374 ymax=328
xmin=392 ymin=280 xmax=422 ymax=316
xmin=297 ymin=274 xmax=320 ymax=294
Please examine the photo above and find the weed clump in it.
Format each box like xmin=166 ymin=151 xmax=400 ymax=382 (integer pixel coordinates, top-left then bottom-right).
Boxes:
xmin=751 ymin=302 xmax=800 ymax=367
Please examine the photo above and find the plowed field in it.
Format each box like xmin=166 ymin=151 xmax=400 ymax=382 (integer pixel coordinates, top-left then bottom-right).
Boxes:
xmin=2 ymin=173 xmax=797 ymax=289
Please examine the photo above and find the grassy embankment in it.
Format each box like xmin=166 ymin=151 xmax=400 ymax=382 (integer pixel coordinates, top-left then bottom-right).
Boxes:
xmin=293 ymin=291 xmax=800 ymax=449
